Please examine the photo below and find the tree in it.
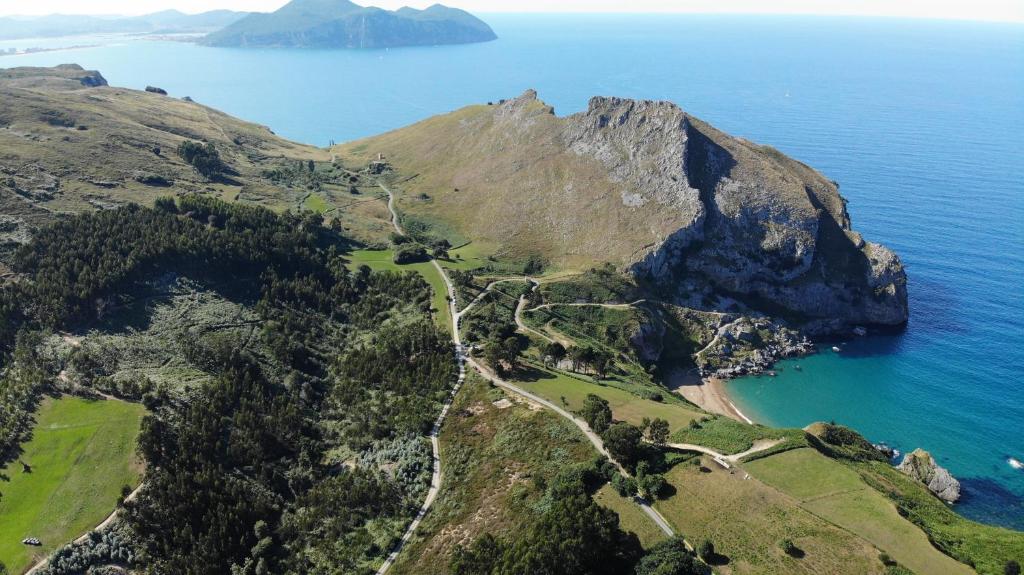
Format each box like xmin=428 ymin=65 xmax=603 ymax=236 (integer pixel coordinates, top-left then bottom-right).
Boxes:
xmin=393 ymin=243 xmax=428 ymax=264
xmin=154 ymin=196 xmax=177 ymax=213
xmin=581 ymin=394 xmax=612 ymax=434
xmin=500 ymin=336 xmax=523 ymax=370
xmin=307 ymin=159 xmax=315 ymax=172
xmin=611 ymin=473 xmax=637 ymax=497
xmin=647 ymin=418 xmax=670 ymax=445
xmin=697 ymin=539 xmax=715 ymax=562
xmin=592 ymin=348 xmax=613 ymax=378
xmin=638 ymin=473 xmax=667 ymax=500
xmin=779 ymin=538 xmax=803 ymax=558
xmin=603 ymin=422 xmax=643 ymax=468
xmin=543 ymin=341 xmax=566 ymax=367
xmin=177 ymin=140 xmax=224 ymax=179
xmin=634 ymin=537 xmax=704 ymax=575
xmin=432 ymin=239 xmax=452 ymax=259
xmin=452 ymin=533 xmax=501 ymax=575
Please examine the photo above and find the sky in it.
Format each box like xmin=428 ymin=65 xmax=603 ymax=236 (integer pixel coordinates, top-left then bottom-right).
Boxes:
xmin=0 ymin=0 xmax=1022 ymax=22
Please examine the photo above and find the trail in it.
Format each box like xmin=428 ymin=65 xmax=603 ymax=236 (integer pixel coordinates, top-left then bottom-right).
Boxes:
xmin=376 ymin=182 xmax=467 ymax=575
xmin=377 ymin=182 xmax=676 ymax=572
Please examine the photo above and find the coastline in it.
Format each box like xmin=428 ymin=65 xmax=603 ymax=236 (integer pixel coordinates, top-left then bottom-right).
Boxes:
xmin=669 ymin=369 xmax=754 ymax=424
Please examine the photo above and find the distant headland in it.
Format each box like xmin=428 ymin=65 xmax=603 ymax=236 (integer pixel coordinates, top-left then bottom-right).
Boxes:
xmin=200 ymin=0 xmax=498 ymax=49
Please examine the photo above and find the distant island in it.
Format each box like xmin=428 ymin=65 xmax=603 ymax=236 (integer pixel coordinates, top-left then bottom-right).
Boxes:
xmin=200 ymin=0 xmax=497 ymax=49
xmin=0 ymin=10 xmax=248 ymax=41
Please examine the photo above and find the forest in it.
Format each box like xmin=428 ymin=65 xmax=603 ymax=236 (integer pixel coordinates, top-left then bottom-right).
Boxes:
xmin=0 ymin=196 xmax=454 ymax=574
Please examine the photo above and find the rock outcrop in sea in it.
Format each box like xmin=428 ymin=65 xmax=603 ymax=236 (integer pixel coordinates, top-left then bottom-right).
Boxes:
xmin=898 ymin=448 xmax=962 ymax=503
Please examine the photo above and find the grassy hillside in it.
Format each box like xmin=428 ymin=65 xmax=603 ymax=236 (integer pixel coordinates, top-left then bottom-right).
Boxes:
xmin=389 ymin=372 xmax=665 ymax=572
xmin=0 ymin=396 xmax=145 ymax=573
xmin=656 ymin=454 xmax=886 ymax=575
xmin=0 ymin=65 xmax=396 ymax=252
xmin=747 ymin=448 xmax=974 ymax=575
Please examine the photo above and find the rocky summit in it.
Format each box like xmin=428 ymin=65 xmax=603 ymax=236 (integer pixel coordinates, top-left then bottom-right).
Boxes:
xmin=336 ymin=90 xmax=909 ymax=334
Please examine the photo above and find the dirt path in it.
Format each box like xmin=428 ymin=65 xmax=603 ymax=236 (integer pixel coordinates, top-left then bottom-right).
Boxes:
xmin=376 ymin=184 xmax=467 ymax=575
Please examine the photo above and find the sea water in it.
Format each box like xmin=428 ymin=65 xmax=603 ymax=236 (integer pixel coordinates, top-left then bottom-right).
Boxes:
xmin=6 ymin=14 xmax=1023 ymax=528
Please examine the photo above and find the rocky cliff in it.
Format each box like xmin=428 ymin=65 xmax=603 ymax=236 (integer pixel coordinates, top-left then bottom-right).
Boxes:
xmin=336 ymin=90 xmax=909 ymax=333
xmin=898 ymin=448 xmax=962 ymax=503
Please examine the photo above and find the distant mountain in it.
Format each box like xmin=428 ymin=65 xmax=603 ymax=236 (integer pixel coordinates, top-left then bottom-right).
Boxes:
xmin=200 ymin=0 xmax=497 ymax=49
xmin=0 ymin=9 xmax=248 ymax=40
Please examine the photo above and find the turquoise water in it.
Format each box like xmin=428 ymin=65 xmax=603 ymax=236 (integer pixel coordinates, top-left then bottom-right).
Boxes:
xmin=6 ymin=15 xmax=1023 ymax=528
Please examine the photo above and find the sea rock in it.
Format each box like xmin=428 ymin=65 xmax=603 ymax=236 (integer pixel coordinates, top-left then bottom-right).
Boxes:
xmin=897 ymin=448 xmax=961 ymax=503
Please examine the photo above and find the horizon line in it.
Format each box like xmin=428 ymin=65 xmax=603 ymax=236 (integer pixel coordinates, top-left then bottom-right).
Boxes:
xmin=1 ymin=8 xmax=1022 ymax=25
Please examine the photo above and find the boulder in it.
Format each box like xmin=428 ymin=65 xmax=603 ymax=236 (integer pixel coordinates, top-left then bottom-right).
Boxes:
xmin=897 ymin=448 xmax=961 ymax=502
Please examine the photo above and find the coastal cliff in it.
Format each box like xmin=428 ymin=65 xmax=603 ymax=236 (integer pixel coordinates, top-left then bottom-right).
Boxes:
xmin=336 ymin=90 xmax=909 ymax=335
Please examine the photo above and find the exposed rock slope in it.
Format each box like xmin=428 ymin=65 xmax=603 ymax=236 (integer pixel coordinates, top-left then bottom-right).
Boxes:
xmin=336 ymin=91 xmax=908 ymax=330
xmin=898 ymin=448 xmax=962 ymax=503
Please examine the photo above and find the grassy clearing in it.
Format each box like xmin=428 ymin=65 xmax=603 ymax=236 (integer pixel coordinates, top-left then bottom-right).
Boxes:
xmin=593 ymin=484 xmax=667 ymax=549
xmin=655 ymin=455 xmax=885 ymax=575
xmin=302 ymin=192 xmax=329 ymax=214
xmin=671 ymin=415 xmax=804 ymax=455
xmin=857 ymin=461 xmax=1024 ymax=575
xmin=746 ymin=448 xmax=974 ymax=575
xmin=512 ymin=366 xmax=704 ymax=435
xmin=0 ymin=396 xmax=146 ymax=573
xmin=389 ymin=373 xmax=599 ymax=574
xmin=344 ymin=249 xmax=452 ymax=332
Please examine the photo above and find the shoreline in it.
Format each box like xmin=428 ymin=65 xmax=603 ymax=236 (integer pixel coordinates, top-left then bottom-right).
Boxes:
xmin=668 ymin=369 xmax=754 ymax=424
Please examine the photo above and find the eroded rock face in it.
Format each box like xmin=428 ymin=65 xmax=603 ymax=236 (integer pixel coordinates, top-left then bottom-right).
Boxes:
xmin=568 ymin=95 xmax=910 ymax=331
xmin=898 ymin=448 xmax=961 ymax=503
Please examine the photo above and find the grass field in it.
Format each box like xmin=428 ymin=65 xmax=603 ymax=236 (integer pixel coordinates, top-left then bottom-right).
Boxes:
xmin=511 ymin=367 xmax=705 ymax=435
xmin=655 ymin=455 xmax=885 ymax=575
xmin=671 ymin=415 xmax=803 ymax=455
xmin=344 ymin=249 xmax=452 ymax=332
xmin=746 ymin=448 xmax=974 ymax=575
xmin=593 ymin=484 xmax=667 ymax=549
xmin=0 ymin=397 xmax=146 ymax=573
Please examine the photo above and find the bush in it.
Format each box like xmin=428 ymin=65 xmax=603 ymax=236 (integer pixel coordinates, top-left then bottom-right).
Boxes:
xmin=176 ymin=141 xmax=223 ymax=179
xmin=697 ymin=539 xmax=715 ymax=562
xmin=394 ymin=243 xmax=429 ymax=264
xmin=780 ymin=538 xmax=803 ymax=558
xmin=1008 ymin=560 xmax=1022 ymax=575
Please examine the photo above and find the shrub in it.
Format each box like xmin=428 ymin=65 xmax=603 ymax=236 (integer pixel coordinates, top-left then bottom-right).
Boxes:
xmin=780 ymin=538 xmax=803 ymax=558
xmin=1007 ymin=560 xmax=1022 ymax=575
xmin=697 ymin=539 xmax=715 ymax=562
xmin=393 ymin=243 xmax=429 ymax=264
xmin=176 ymin=140 xmax=223 ymax=179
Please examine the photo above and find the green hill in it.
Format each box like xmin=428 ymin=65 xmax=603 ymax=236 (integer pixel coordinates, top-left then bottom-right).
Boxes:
xmin=201 ymin=0 xmax=497 ymax=49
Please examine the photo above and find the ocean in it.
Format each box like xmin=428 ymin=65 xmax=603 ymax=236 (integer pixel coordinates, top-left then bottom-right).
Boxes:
xmin=5 ymin=14 xmax=1023 ymax=529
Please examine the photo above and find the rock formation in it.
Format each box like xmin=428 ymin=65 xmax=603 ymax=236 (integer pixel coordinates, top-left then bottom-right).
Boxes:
xmin=898 ymin=448 xmax=961 ymax=503
xmin=337 ymin=90 xmax=909 ymax=335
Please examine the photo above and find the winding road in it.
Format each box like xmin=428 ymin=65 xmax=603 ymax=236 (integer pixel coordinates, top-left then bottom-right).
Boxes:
xmin=375 ymin=182 xmax=677 ymax=575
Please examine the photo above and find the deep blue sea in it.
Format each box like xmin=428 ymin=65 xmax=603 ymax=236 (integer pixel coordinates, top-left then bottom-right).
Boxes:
xmin=5 ymin=14 xmax=1023 ymax=529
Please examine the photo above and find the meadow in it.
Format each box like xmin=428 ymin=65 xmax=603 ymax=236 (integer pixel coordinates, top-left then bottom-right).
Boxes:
xmin=746 ymin=448 xmax=974 ymax=575
xmin=0 ymin=397 xmax=146 ymax=573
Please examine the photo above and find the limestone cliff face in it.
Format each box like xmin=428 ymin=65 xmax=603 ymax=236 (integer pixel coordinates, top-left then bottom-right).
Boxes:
xmin=568 ymin=95 xmax=909 ymax=329
xmin=336 ymin=90 xmax=909 ymax=331
xmin=898 ymin=449 xmax=961 ymax=503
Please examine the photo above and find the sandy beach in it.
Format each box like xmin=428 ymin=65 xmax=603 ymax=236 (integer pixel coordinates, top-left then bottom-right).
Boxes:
xmin=668 ymin=369 xmax=753 ymax=424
